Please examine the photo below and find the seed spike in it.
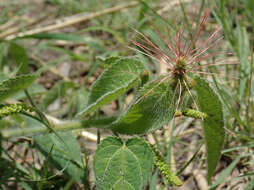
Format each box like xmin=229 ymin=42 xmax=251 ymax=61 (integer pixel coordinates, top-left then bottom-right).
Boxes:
xmin=166 ymin=26 xmax=178 ymax=57
xmin=187 ymin=36 xmax=224 ymax=65
xmin=186 ymin=29 xmax=222 ymax=61
xmin=127 ymin=46 xmax=164 ymax=64
xmin=133 ymin=39 xmax=173 ymax=64
xmin=189 ymin=71 xmax=239 ymax=80
xmin=188 ymin=51 xmax=229 ymax=64
xmin=185 ymin=9 xmax=210 ymax=58
xmin=145 ymin=15 xmax=178 ymax=58
xmin=129 ymin=8 xmax=235 ymax=112
xmin=133 ymin=29 xmax=175 ymax=65
xmin=182 ymin=22 xmax=195 ymax=55
xmin=202 ymin=27 xmax=222 ymax=48
xmin=190 ymin=62 xmax=238 ymax=70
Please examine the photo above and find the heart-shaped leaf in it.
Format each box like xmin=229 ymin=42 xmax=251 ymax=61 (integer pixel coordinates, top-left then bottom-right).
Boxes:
xmin=111 ymin=77 xmax=177 ymax=134
xmin=193 ymin=76 xmax=225 ymax=183
xmin=77 ymin=58 xmax=146 ymax=117
xmin=94 ymin=137 xmax=153 ymax=190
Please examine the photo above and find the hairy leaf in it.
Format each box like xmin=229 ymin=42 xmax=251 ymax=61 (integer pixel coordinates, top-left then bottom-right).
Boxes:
xmin=193 ymin=76 xmax=225 ymax=183
xmin=111 ymin=78 xmax=176 ymax=134
xmin=94 ymin=137 xmax=153 ymax=190
xmin=0 ymin=74 xmax=37 ymax=102
xmin=35 ymin=132 xmax=84 ymax=182
xmin=77 ymin=58 xmax=146 ymax=117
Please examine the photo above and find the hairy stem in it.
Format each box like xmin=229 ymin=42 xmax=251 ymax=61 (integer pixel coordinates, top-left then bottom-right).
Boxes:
xmin=1 ymin=108 xmax=206 ymax=138
xmin=1 ymin=116 xmax=116 ymax=138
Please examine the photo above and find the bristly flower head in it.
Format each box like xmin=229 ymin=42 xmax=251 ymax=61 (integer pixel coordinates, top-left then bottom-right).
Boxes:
xmin=130 ymin=9 xmax=231 ymax=84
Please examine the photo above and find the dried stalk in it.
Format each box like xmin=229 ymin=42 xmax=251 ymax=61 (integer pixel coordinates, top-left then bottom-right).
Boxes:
xmin=0 ymin=14 xmax=50 ymax=39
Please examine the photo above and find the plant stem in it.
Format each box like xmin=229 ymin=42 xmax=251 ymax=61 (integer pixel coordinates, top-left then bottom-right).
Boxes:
xmin=1 ymin=108 xmax=206 ymax=139
xmin=1 ymin=120 xmax=81 ymax=138
xmin=24 ymin=89 xmax=50 ymax=127
xmin=1 ymin=117 xmax=116 ymax=138
xmin=97 ymin=129 xmax=101 ymax=144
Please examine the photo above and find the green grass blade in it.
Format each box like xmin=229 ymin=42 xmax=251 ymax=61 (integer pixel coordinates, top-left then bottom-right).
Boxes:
xmin=209 ymin=156 xmax=241 ymax=190
xmin=244 ymin=177 xmax=254 ymax=190
xmin=35 ymin=131 xmax=85 ymax=182
xmin=17 ymin=32 xmax=84 ymax=42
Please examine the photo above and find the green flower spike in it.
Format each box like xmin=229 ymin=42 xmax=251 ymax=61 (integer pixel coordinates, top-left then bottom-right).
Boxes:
xmin=0 ymin=104 xmax=34 ymax=118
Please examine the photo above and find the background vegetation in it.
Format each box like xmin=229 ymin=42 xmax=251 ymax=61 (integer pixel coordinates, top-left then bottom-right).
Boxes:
xmin=0 ymin=0 xmax=254 ymax=189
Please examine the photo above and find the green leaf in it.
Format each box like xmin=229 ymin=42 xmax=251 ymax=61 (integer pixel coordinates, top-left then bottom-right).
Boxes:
xmin=193 ymin=76 xmax=225 ymax=183
xmin=77 ymin=26 xmax=124 ymax=45
xmin=0 ymin=133 xmax=2 ymax=155
xmin=0 ymin=43 xmax=6 ymax=69
xmin=94 ymin=137 xmax=153 ymax=190
xmin=34 ymin=131 xmax=84 ymax=182
xmin=209 ymin=155 xmax=241 ymax=190
xmin=236 ymin=26 xmax=250 ymax=101
xmin=75 ymin=87 xmax=89 ymax=113
xmin=19 ymin=182 xmax=33 ymax=190
xmin=0 ymin=74 xmax=38 ymax=102
xmin=149 ymin=171 xmax=159 ymax=190
xmin=111 ymin=78 xmax=176 ymax=134
xmin=77 ymin=58 xmax=146 ymax=117
xmin=19 ymin=32 xmax=84 ymax=42
xmin=103 ymin=56 xmax=121 ymax=68
xmin=9 ymin=42 xmax=28 ymax=74
xmin=0 ymin=157 xmax=25 ymax=184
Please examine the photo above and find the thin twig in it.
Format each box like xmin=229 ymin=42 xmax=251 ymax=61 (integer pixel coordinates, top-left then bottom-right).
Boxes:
xmin=0 ymin=16 xmax=18 ymax=31
xmin=0 ymin=14 xmax=50 ymax=39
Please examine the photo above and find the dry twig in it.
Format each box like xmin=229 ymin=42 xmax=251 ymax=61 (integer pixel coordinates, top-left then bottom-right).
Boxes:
xmin=0 ymin=14 xmax=50 ymax=39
